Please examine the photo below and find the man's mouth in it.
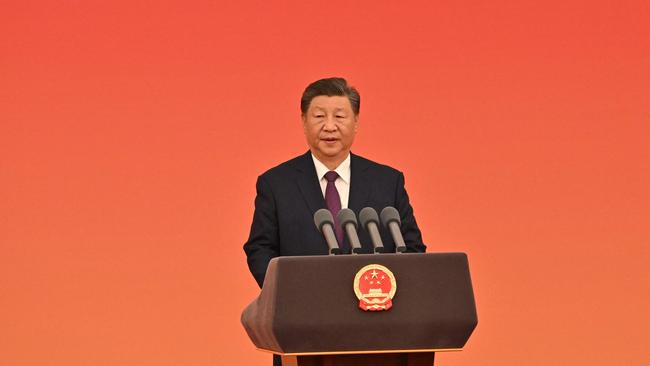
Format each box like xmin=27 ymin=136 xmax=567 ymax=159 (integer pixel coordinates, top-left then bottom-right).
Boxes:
xmin=321 ymin=137 xmax=338 ymax=142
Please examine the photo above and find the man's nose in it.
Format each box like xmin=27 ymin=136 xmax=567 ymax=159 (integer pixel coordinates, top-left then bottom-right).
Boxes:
xmin=323 ymin=116 xmax=337 ymax=131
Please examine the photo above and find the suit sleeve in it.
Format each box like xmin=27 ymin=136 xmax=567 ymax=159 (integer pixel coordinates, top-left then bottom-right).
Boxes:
xmin=395 ymin=172 xmax=427 ymax=253
xmin=243 ymin=175 xmax=280 ymax=288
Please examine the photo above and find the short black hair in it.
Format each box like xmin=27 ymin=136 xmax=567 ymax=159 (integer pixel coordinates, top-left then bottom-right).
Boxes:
xmin=300 ymin=77 xmax=360 ymax=116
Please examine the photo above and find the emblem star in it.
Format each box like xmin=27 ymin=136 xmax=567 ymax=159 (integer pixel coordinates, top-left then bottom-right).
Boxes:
xmin=376 ymin=280 xmax=381 ymax=284
xmin=370 ymin=270 xmax=379 ymax=279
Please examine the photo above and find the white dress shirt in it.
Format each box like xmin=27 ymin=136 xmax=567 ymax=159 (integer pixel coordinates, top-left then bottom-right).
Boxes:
xmin=311 ymin=153 xmax=351 ymax=209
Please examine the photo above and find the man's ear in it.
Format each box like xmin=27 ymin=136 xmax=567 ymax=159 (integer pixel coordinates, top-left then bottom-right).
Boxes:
xmin=301 ymin=114 xmax=307 ymax=134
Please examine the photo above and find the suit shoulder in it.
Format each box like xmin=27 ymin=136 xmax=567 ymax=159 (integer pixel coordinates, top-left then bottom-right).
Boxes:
xmin=352 ymin=153 xmax=402 ymax=177
xmin=258 ymin=153 xmax=306 ymax=180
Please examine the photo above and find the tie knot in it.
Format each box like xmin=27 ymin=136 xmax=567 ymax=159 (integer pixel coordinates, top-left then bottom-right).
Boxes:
xmin=324 ymin=171 xmax=339 ymax=183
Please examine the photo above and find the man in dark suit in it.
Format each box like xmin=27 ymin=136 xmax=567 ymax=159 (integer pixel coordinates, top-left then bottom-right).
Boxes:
xmin=244 ymin=77 xmax=426 ymax=288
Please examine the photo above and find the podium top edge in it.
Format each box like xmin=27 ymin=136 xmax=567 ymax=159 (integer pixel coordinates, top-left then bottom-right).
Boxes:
xmin=256 ymin=347 xmax=463 ymax=356
xmin=270 ymin=252 xmax=468 ymax=262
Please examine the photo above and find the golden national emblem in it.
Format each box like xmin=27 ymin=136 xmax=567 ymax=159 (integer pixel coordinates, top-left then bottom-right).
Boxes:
xmin=353 ymin=264 xmax=397 ymax=311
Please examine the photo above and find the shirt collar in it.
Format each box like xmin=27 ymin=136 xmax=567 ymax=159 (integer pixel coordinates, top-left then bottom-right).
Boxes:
xmin=311 ymin=153 xmax=351 ymax=184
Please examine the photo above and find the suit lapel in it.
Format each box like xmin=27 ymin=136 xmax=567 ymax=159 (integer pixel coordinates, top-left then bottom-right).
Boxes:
xmin=348 ymin=152 xmax=371 ymax=213
xmin=295 ymin=151 xmax=371 ymax=215
xmin=295 ymin=151 xmax=326 ymax=214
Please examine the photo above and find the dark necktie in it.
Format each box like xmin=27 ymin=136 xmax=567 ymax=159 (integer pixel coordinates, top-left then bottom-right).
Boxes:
xmin=324 ymin=171 xmax=347 ymax=251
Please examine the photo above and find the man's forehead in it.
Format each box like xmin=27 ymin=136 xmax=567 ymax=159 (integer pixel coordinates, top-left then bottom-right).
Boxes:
xmin=308 ymin=95 xmax=353 ymax=110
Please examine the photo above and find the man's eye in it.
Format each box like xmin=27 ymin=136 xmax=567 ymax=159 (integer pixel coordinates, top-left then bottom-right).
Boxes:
xmin=336 ymin=115 xmax=345 ymax=118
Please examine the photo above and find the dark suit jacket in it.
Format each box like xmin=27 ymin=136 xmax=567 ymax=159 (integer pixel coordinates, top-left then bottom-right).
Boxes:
xmin=243 ymin=151 xmax=426 ymax=288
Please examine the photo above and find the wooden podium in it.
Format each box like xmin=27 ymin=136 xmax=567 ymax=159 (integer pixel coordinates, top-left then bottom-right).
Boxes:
xmin=241 ymin=253 xmax=477 ymax=365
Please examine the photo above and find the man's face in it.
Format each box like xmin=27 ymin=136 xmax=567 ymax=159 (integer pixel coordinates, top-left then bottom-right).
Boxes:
xmin=302 ymin=95 xmax=359 ymax=163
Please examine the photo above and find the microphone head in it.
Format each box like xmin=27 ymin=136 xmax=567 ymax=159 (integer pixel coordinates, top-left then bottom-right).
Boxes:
xmin=337 ymin=208 xmax=358 ymax=228
xmin=359 ymin=207 xmax=379 ymax=228
xmin=314 ymin=208 xmax=335 ymax=232
xmin=380 ymin=206 xmax=401 ymax=227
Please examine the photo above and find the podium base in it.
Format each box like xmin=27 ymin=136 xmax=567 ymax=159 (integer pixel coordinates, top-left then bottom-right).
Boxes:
xmin=282 ymin=352 xmax=435 ymax=366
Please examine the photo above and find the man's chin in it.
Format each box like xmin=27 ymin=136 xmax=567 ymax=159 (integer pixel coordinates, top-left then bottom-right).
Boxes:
xmin=313 ymin=147 xmax=350 ymax=160
xmin=317 ymin=147 xmax=342 ymax=157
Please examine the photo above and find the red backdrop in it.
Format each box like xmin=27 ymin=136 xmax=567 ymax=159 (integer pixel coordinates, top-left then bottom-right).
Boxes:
xmin=2 ymin=1 xmax=648 ymax=365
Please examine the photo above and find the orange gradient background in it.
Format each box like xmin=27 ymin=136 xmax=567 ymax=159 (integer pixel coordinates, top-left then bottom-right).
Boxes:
xmin=2 ymin=1 xmax=648 ymax=365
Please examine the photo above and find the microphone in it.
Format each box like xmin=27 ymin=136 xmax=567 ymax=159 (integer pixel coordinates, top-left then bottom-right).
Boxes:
xmin=359 ymin=207 xmax=385 ymax=253
xmin=313 ymin=209 xmax=341 ymax=255
xmin=337 ymin=208 xmax=363 ymax=254
xmin=380 ymin=206 xmax=407 ymax=253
